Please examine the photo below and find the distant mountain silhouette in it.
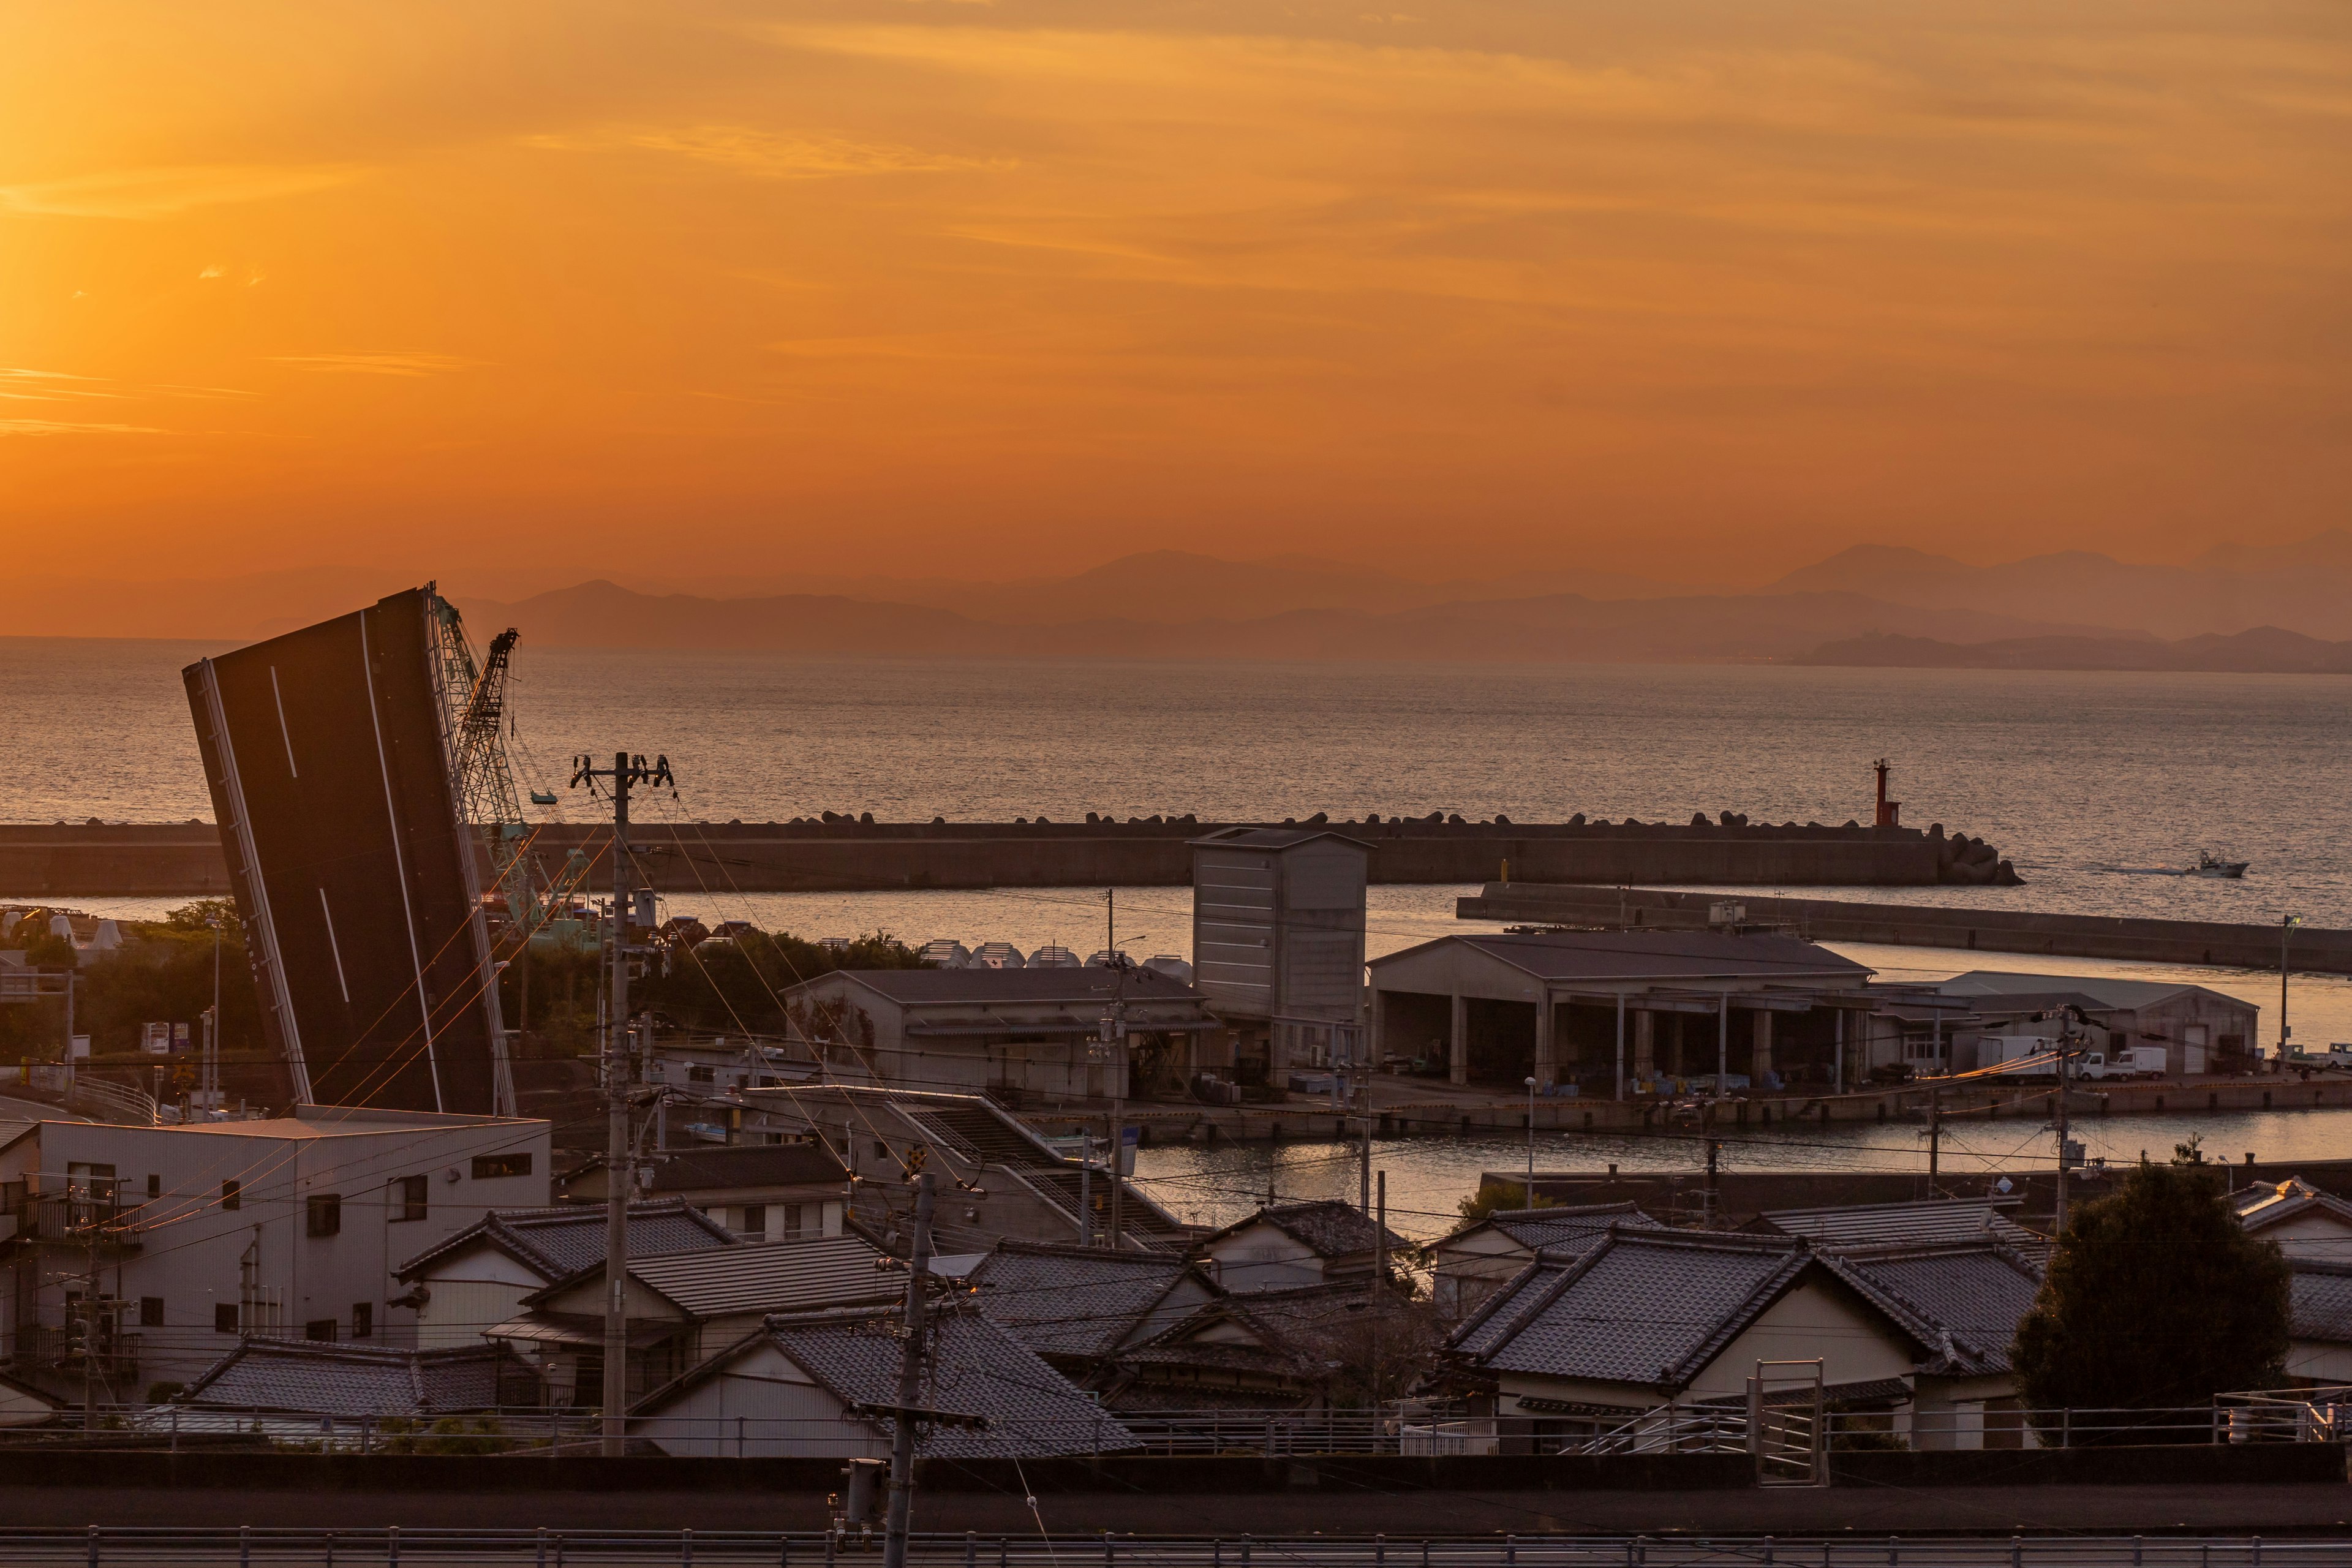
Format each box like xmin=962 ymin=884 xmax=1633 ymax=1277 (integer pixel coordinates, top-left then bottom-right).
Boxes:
xmin=454 ymin=580 xmax=2097 ymax=663
xmin=1800 ymin=627 xmax=2352 ymax=674
xmin=1771 ymin=533 xmax=2352 ymax=640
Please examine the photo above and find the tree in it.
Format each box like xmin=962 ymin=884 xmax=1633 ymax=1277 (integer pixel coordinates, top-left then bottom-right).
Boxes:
xmin=2011 ymin=1158 xmax=2290 ymax=1424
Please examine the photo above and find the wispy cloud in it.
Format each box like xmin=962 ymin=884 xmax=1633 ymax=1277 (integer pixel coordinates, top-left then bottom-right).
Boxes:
xmin=266 ymin=353 xmax=483 ymax=377
xmin=0 ymin=368 xmax=257 ymax=404
xmin=0 ymin=164 xmax=362 ymax=219
xmin=0 ymin=418 xmax=164 ymax=435
xmin=527 ymin=126 xmax=1006 ymax=180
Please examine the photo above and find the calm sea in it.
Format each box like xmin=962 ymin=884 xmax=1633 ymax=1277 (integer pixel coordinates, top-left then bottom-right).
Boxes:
xmin=9 ymin=637 xmax=2350 ymax=1214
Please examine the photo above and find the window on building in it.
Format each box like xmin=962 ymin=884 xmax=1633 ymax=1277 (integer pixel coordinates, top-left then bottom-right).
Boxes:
xmin=471 ymin=1153 xmax=532 ymax=1180
xmin=736 ymin=1204 xmax=766 ymax=1239
xmin=351 ymin=1303 xmax=373 ymax=1340
xmin=687 ymin=1065 xmax=715 ymax=1084
xmin=306 ymin=1193 xmax=342 ymax=1237
xmin=214 ymin=1303 xmax=239 ymax=1333
xmin=145 ymin=1174 xmax=160 ymax=1201
xmin=221 ymin=1179 xmax=241 ymax=1212
xmin=781 ymin=1203 xmax=805 ymax=1239
xmin=390 ymin=1174 xmax=428 ymax=1223
xmin=140 ymin=1297 xmax=164 ymax=1328
xmin=304 ymin=1318 xmax=337 ymax=1343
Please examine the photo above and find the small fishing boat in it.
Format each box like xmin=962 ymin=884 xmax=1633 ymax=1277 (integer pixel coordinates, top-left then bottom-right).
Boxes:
xmin=2189 ymin=850 xmax=2249 ymax=879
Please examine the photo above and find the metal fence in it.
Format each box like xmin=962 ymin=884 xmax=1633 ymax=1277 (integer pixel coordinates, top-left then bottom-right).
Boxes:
xmin=0 ymin=1529 xmax=2347 ymax=1566
xmin=2 ymin=1395 xmax=2344 ymax=1460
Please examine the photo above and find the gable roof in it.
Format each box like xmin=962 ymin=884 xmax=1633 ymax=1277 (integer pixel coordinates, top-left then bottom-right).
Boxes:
xmin=1758 ymin=1198 xmax=2045 ymax=1254
xmin=1373 ymin=930 xmax=1869 ymax=986
xmin=179 ymin=1341 xmax=529 ymax=1417
xmin=967 ymin=1240 xmax=1207 ymax=1360
xmin=644 ymin=1303 xmax=1139 ymax=1457
xmin=1188 ymin=827 xmax=1371 ymax=854
xmin=1204 ymin=1200 xmax=1407 ymax=1259
xmin=1939 ymin=970 xmax=2245 ymax=1012
xmin=2237 ymin=1178 xmax=2352 ymax=1244
xmin=394 ymin=1197 xmax=737 ymax=1282
xmin=639 ymin=1142 xmax=848 ymax=1193
xmin=1823 ymin=1242 xmax=2045 ymax=1376
xmin=1448 ymin=1202 xmax=1665 ymax=1255
xmin=2291 ymin=1264 xmax=2352 ymax=1346
xmin=1449 ymin=1228 xmax=1914 ymax=1392
xmin=531 ymin=1234 xmax=896 ymax=1319
xmin=1119 ymin=1281 xmax=1412 ymax=1387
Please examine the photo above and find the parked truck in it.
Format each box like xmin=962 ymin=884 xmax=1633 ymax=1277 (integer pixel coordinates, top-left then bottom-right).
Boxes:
xmin=1981 ymin=1038 xmax=2163 ymax=1081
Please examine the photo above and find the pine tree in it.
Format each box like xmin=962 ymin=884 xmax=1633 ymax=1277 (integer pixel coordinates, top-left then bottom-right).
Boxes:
xmin=2012 ymin=1157 xmax=2290 ymax=1427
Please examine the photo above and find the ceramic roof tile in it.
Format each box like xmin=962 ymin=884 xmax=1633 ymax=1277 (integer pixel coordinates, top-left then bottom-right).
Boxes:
xmin=1826 ymin=1243 xmax=2044 ymax=1375
xmin=968 ymin=1242 xmax=1196 ymax=1359
xmin=642 ymin=1144 xmax=849 ymax=1193
xmin=1449 ymin=1231 xmax=1811 ymax=1388
xmin=396 ymin=1199 xmax=737 ymax=1282
xmin=1488 ymin=1203 xmax=1665 ymax=1251
xmin=763 ymin=1303 xmax=1139 ymax=1457
xmin=1214 ymin=1200 xmax=1407 ymax=1258
xmin=181 ymin=1343 xmax=526 ymax=1417
xmin=1762 ymin=1199 xmax=2045 ymax=1253
xmin=625 ymin=1235 xmax=898 ymax=1317
xmin=2291 ymin=1265 xmax=2352 ymax=1345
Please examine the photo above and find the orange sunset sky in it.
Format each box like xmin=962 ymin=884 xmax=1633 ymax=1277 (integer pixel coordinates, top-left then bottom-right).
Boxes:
xmin=4 ymin=0 xmax=2348 ymax=590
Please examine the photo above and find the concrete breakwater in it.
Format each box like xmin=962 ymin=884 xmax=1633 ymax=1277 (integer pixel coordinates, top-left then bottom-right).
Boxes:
xmin=1461 ymin=881 xmax=2352 ymax=975
xmin=2 ymin=815 xmax=2011 ymax=897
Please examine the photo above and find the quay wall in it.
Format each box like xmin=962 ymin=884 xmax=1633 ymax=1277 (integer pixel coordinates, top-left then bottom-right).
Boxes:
xmin=2 ymin=817 xmax=1997 ymax=897
xmin=1461 ymin=881 xmax=2352 ymax=975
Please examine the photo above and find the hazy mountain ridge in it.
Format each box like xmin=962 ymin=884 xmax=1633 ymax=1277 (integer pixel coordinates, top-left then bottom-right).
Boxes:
xmin=1772 ymin=532 xmax=2352 ymax=640
xmin=451 ymin=580 xmax=2101 ymax=664
xmin=1801 ymin=626 xmax=2352 ymax=674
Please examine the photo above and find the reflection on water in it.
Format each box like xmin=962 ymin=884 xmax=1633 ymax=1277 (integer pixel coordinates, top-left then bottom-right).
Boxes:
xmin=1131 ymin=1104 xmax=2352 ymax=1242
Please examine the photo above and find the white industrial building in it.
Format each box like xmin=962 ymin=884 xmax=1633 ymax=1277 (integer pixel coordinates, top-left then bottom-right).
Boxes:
xmin=0 ymin=1106 xmax=550 ymax=1403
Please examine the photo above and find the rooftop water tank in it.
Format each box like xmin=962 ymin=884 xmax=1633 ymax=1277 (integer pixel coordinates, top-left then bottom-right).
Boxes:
xmin=969 ymin=941 xmax=1027 ymax=970
xmin=1142 ymin=954 xmax=1194 ymax=982
xmin=1028 ymin=944 xmax=1082 ymax=969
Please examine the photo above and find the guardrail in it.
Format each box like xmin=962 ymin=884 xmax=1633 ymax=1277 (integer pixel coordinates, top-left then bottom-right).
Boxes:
xmin=0 ymin=1529 xmax=2343 ymax=1566
xmin=0 ymin=1400 xmax=2339 ymax=1458
xmin=0 ymin=1407 xmax=1465 ymax=1458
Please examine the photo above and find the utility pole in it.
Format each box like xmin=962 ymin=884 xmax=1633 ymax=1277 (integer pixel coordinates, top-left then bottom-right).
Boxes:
xmin=2054 ymin=1009 xmax=2078 ymax=1232
xmin=1101 ymin=893 xmax=1126 ymax=1251
xmin=883 ymin=1171 xmax=938 ymax=1568
xmin=1703 ymin=1137 xmax=1721 ymax=1226
xmin=571 ymin=750 xmax=674 ymax=1459
xmin=1524 ymin=1076 xmax=1538 ymax=1205
xmin=2280 ymin=914 xmax=2303 ymax=1057
xmin=1371 ymin=1169 xmax=1387 ymax=1405
xmin=1926 ymin=1090 xmax=1940 ymax=1193
xmin=81 ymin=1238 xmax=97 ymax=1433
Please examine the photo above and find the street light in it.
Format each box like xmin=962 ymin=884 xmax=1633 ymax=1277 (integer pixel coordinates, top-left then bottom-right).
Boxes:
xmin=1524 ymin=1076 xmax=1539 ymax=1206
xmin=2280 ymin=914 xmax=2304 ymax=1058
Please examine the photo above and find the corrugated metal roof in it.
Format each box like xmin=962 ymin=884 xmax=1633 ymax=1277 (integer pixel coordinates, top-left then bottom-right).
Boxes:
xmin=762 ymin=1303 xmax=1140 ymax=1457
xmin=180 ymin=1342 xmax=525 ymax=1417
xmin=968 ymin=1242 xmax=1195 ymax=1359
xmin=627 ymin=1235 xmax=897 ymax=1317
xmin=1760 ymin=1199 xmax=2045 ymax=1253
xmin=1939 ymin=971 xmax=2244 ymax=1011
xmin=1379 ymin=930 xmax=1869 ymax=985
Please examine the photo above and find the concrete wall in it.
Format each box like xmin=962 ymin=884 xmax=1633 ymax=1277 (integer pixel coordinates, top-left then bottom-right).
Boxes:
xmin=4 ymin=817 xmax=2000 ymax=896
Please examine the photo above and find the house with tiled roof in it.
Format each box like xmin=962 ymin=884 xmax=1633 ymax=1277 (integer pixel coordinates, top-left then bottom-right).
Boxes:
xmin=1196 ymin=1200 xmax=1410 ymax=1292
xmin=394 ymin=1199 xmax=737 ymax=1351
xmin=630 ymin=1301 xmax=1140 ymax=1457
xmin=1753 ymin=1197 xmax=2046 ymax=1257
xmin=178 ymin=1340 xmax=538 ymax=1418
xmin=2286 ymin=1263 xmax=2352 ymax=1385
xmin=967 ymin=1240 xmax=1217 ymax=1378
xmin=1819 ymin=1240 xmax=2046 ymax=1449
xmin=562 ymin=1142 xmax=850 ymax=1243
xmin=1430 ymin=1202 xmax=1664 ymax=1320
xmin=1438 ymin=1227 xmax=1934 ymax=1450
xmin=1106 ymin=1281 xmax=1433 ymax=1412
xmin=491 ymin=1234 xmax=898 ymax=1408
xmin=2236 ymin=1178 xmax=2352 ymax=1265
